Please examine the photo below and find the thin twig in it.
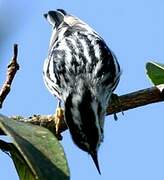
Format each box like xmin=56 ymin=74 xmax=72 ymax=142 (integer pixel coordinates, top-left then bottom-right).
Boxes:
xmin=0 ymin=44 xmax=19 ymax=108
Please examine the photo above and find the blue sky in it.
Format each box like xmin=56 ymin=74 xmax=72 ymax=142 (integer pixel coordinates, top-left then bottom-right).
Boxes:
xmin=0 ymin=0 xmax=164 ymax=180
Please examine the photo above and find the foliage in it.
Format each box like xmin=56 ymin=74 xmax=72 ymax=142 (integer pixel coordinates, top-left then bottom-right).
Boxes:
xmin=0 ymin=114 xmax=70 ymax=180
xmin=146 ymin=61 xmax=164 ymax=85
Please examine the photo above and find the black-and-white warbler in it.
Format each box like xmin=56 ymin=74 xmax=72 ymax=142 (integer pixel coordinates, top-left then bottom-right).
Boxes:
xmin=43 ymin=9 xmax=121 ymax=174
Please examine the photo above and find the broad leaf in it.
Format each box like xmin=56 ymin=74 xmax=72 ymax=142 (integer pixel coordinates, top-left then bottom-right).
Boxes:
xmin=0 ymin=114 xmax=70 ymax=180
xmin=146 ymin=61 xmax=164 ymax=85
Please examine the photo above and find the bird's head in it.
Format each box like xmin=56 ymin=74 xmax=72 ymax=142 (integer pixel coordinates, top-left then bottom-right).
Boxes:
xmin=44 ymin=9 xmax=84 ymax=29
xmin=64 ymin=84 xmax=105 ymax=174
xmin=44 ymin=9 xmax=66 ymax=29
xmin=44 ymin=9 xmax=67 ymax=49
xmin=44 ymin=9 xmax=93 ymax=50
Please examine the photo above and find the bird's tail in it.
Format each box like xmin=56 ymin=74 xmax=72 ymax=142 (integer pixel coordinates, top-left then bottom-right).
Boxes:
xmin=90 ymin=151 xmax=101 ymax=174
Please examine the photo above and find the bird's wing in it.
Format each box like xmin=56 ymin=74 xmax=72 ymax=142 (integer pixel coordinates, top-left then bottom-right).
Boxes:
xmin=43 ymin=54 xmax=65 ymax=100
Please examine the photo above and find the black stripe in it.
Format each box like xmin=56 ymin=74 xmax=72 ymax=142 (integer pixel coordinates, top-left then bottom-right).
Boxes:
xmin=77 ymin=32 xmax=97 ymax=70
xmin=78 ymin=32 xmax=97 ymax=61
xmin=112 ymin=51 xmax=121 ymax=74
xmin=64 ymin=27 xmax=76 ymax=37
xmin=65 ymin=39 xmax=77 ymax=55
xmin=51 ymin=85 xmax=61 ymax=96
xmin=45 ymin=59 xmax=55 ymax=83
xmin=65 ymin=38 xmax=87 ymax=75
xmin=65 ymin=89 xmax=100 ymax=152
xmin=65 ymin=93 xmax=88 ymax=152
xmin=65 ymin=39 xmax=80 ymax=74
xmin=47 ymin=11 xmax=64 ymax=27
xmin=94 ymin=39 xmax=117 ymax=87
xmin=78 ymin=89 xmax=99 ymax=151
xmin=75 ymin=37 xmax=87 ymax=65
xmin=56 ymin=9 xmax=67 ymax=15
xmin=48 ymin=49 xmax=67 ymax=87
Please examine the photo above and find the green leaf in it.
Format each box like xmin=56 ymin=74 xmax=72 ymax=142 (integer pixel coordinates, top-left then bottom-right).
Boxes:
xmin=10 ymin=145 xmax=36 ymax=180
xmin=0 ymin=114 xmax=70 ymax=180
xmin=146 ymin=61 xmax=164 ymax=85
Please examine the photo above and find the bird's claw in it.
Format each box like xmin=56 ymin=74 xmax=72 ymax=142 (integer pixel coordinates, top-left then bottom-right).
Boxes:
xmin=111 ymin=93 xmax=124 ymax=121
xmin=54 ymin=107 xmax=64 ymax=140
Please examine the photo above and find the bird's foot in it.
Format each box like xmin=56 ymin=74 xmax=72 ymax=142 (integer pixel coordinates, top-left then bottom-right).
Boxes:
xmin=111 ymin=93 xmax=124 ymax=121
xmin=54 ymin=107 xmax=64 ymax=140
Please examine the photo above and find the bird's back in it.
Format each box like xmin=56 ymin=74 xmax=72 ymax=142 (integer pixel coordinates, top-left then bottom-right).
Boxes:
xmin=44 ymin=22 xmax=120 ymax=101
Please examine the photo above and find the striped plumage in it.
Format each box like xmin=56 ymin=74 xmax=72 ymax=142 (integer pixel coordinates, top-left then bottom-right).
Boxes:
xmin=43 ymin=9 xmax=121 ymax=174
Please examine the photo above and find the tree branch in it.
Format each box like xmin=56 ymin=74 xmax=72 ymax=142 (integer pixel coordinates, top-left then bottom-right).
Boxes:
xmin=11 ymin=85 xmax=164 ymax=137
xmin=0 ymin=44 xmax=19 ymax=108
xmin=107 ymin=84 xmax=164 ymax=115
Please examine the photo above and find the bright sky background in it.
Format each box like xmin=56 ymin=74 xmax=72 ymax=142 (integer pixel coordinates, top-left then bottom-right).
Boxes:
xmin=0 ymin=1 xmax=164 ymax=180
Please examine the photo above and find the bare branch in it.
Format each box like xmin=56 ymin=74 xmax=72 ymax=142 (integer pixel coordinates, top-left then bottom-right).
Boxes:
xmin=0 ymin=44 xmax=19 ymax=108
xmin=107 ymin=85 xmax=164 ymax=115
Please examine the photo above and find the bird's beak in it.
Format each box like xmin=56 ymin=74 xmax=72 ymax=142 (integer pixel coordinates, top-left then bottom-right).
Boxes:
xmin=44 ymin=13 xmax=48 ymax=19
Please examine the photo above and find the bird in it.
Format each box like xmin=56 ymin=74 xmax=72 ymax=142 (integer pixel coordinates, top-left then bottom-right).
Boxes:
xmin=43 ymin=9 xmax=121 ymax=174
